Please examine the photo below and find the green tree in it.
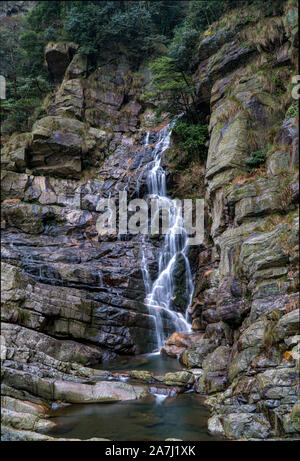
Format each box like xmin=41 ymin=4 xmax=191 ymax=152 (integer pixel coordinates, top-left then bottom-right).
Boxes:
xmin=146 ymin=0 xmax=245 ymax=121
xmin=63 ymin=1 xmax=185 ymax=62
xmin=26 ymin=1 xmax=65 ymax=31
xmin=145 ymin=16 xmax=201 ymax=122
xmin=146 ymin=56 xmax=198 ymax=122
xmin=168 ymin=25 xmax=199 ymax=71
xmin=172 ymin=118 xmax=208 ymax=162
xmin=0 ymin=15 xmax=50 ymax=134
xmin=1 ymin=1 xmax=187 ymax=133
xmin=186 ymin=0 xmax=239 ymax=30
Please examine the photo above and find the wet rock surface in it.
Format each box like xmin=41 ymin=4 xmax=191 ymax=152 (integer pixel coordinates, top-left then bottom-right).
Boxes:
xmin=1 ymin=47 xmax=168 ymax=440
xmin=164 ymin=0 xmax=299 ymax=441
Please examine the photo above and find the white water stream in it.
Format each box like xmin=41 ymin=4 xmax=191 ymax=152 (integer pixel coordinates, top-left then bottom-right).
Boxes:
xmin=140 ymin=122 xmax=193 ymax=350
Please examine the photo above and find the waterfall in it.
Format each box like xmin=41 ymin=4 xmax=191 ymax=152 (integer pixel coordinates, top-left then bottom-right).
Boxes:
xmin=140 ymin=122 xmax=193 ymax=351
xmin=154 ymin=394 xmax=168 ymax=405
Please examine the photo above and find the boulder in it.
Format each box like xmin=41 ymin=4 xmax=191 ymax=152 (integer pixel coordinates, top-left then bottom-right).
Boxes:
xmin=239 ymin=226 xmax=290 ymax=280
xmin=195 ymin=346 xmax=230 ymax=394
xmin=1 ymin=396 xmax=50 ymax=417
xmin=290 ymin=401 xmax=300 ymax=432
xmin=53 ymin=379 xmax=148 ymax=403
xmin=202 ymin=346 xmax=230 ymax=372
xmin=1 ymin=425 xmax=110 ymax=441
xmin=228 ymin=347 xmax=260 ymax=382
xmin=207 ymin=415 xmax=225 ymax=437
xmin=1 ymin=322 xmax=105 ymax=366
xmin=257 ymin=367 xmax=297 ymax=391
xmin=238 ymin=320 xmax=265 ymax=350
xmin=28 ymin=116 xmax=84 ymax=178
xmin=1 ymin=171 xmax=28 ymax=201
xmin=196 ymin=372 xmax=228 ymax=394
xmin=161 ymin=331 xmax=204 ymax=358
xmin=1 ymin=408 xmax=55 ymax=432
xmin=129 ymin=370 xmax=153 ymax=382
xmin=1 ymin=133 xmax=31 ymax=172
xmin=274 ymin=310 xmax=299 ymax=341
xmin=51 ymin=78 xmax=85 ymax=119
xmin=163 ymin=371 xmax=194 ymax=386
xmin=65 ymin=53 xmax=87 ymax=80
xmin=220 ymin=413 xmax=271 ymax=439
xmin=180 ymin=339 xmax=218 ymax=368
xmin=206 ymin=116 xmax=249 ymax=180
xmin=267 ymin=150 xmax=290 ymax=175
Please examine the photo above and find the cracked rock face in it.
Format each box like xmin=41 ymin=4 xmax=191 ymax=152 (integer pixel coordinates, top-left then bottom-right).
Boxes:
xmin=1 ymin=45 xmax=167 ymax=440
xmin=169 ymin=1 xmax=299 ymax=441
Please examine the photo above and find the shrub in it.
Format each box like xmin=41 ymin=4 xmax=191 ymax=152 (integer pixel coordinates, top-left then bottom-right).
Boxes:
xmin=172 ymin=118 xmax=209 ymax=163
xmin=285 ymin=103 xmax=299 ymax=119
xmin=246 ymin=149 xmax=267 ymax=171
xmin=145 ymin=56 xmax=197 ymax=120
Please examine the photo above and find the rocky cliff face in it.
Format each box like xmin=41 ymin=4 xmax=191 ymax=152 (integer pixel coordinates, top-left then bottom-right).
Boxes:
xmin=1 ymin=0 xmax=299 ymax=440
xmin=164 ymin=1 xmax=299 ymax=439
xmin=1 ymin=46 xmax=164 ymax=361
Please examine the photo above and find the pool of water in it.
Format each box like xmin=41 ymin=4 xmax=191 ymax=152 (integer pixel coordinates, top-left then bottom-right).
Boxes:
xmin=98 ymin=353 xmax=183 ymax=374
xmin=44 ymin=394 xmax=219 ymax=441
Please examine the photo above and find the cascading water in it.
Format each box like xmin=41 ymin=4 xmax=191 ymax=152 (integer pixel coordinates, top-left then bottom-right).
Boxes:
xmin=140 ymin=121 xmax=194 ymax=350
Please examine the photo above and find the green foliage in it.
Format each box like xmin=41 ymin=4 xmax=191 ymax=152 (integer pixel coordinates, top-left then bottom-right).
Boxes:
xmin=168 ymin=25 xmax=199 ymax=71
xmin=1 ymin=0 xmax=285 ymax=136
xmin=144 ymin=5 xmax=201 ymax=120
xmin=63 ymin=3 xmax=106 ymax=56
xmin=0 ymin=1 xmax=187 ymax=134
xmin=63 ymin=1 xmax=184 ymax=61
xmin=165 ymin=115 xmax=209 ymax=200
xmin=246 ymin=150 xmax=267 ymax=171
xmin=0 ymin=15 xmax=50 ymax=134
xmin=285 ymin=103 xmax=299 ymax=119
xmin=2 ymin=76 xmax=49 ymax=133
xmin=185 ymin=0 xmax=240 ymax=31
xmin=252 ymin=0 xmax=284 ymax=17
xmin=145 ymin=1 xmax=241 ymax=121
xmin=147 ymin=1 xmax=186 ymax=38
xmin=26 ymin=1 xmax=64 ymax=31
xmin=146 ymin=56 xmax=197 ymax=120
xmin=246 ymin=289 xmax=252 ymax=301
xmin=172 ymin=117 xmax=209 ymax=163
xmin=19 ymin=30 xmax=47 ymax=75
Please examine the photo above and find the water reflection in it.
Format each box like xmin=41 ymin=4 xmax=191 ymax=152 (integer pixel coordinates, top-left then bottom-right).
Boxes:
xmin=99 ymin=353 xmax=183 ymax=373
xmin=44 ymin=394 xmax=219 ymax=441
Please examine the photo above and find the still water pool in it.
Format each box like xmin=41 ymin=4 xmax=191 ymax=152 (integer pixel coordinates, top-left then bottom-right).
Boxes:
xmin=44 ymin=394 xmax=219 ymax=441
xmin=98 ymin=353 xmax=183 ymax=373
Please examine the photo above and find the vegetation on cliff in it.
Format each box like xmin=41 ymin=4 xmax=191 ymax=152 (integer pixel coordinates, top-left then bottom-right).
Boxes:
xmin=1 ymin=0 xmax=281 ymax=136
xmin=0 ymin=12 xmax=50 ymax=135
